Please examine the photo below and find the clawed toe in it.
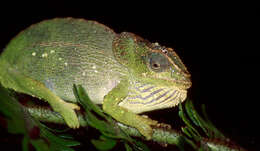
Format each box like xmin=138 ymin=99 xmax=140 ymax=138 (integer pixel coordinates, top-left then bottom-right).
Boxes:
xmin=66 ymin=102 xmax=80 ymax=110
xmin=60 ymin=103 xmax=80 ymax=129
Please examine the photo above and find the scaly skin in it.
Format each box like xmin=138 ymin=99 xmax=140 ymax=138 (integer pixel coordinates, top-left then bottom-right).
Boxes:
xmin=0 ymin=18 xmax=191 ymax=139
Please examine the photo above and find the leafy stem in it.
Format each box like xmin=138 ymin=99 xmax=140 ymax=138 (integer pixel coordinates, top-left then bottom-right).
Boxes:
xmin=0 ymin=85 xmax=247 ymax=151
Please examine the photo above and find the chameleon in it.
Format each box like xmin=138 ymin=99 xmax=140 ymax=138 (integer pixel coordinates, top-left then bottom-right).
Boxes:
xmin=0 ymin=18 xmax=191 ymax=139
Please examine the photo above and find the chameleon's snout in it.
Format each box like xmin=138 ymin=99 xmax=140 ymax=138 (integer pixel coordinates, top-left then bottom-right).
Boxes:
xmin=167 ymin=50 xmax=192 ymax=90
xmin=170 ymin=66 xmax=192 ymax=90
xmin=182 ymin=75 xmax=192 ymax=89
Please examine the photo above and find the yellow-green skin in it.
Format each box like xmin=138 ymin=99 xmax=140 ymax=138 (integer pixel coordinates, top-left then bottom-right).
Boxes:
xmin=0 ymin=18 xmax=191 ymax=139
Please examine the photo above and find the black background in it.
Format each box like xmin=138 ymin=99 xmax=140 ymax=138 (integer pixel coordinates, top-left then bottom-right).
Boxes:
xmin=0 ymin=2 xmax=258 ymax=151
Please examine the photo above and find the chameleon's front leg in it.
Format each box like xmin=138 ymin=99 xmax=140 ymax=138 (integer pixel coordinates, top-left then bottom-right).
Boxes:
xmin=102 ymin=80 xmax=158 ymax=140
xmin=1 ymin=67 xmax=80 ymax=128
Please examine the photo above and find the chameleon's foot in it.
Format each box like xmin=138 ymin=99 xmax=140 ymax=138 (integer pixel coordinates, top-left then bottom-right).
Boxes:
xmin=156 ymin=123 xmax=172 ymax=129
xmin=141 ymin=115 xmax=158 ymax=125
xmin=136 ymin=116 xmax=158 ymax=140
xmin=59 ymin=102 xmax=80 ymax=129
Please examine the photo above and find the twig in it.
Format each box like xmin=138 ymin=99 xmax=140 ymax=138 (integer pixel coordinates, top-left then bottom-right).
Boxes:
xmin=27 ymin=106 xmax=247 ymax=151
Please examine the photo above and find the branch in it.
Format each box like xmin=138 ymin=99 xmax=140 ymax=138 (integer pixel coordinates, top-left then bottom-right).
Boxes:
xmin=27 ymin=106 xmax=246 ymax=151
xmin=0 ymin=84 xmax=247 ymax=151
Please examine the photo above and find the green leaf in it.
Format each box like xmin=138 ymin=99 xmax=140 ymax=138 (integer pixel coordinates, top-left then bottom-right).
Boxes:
xmin=73 ymin=84 xmax=124 ymax=139
xmin=31 ymin=139 xmax=51 ymax=151
xmin=22 ymin=136 xmax=30 ymax=151
xmin=131 ymin=140 xmax=150 ymax=151
xmin=0 ymin=86 xmax=26 ymax=134
xmin=124 ymin=143 xmax=133 ymax=151
xmin=179 ymin=103 xmax=200 ymax=139
xmin=184 ymin=100 xmax=200 ymax=127
xmin=39 ymin=126 xmax=80 ymax=147
xmin=73 ymin=84 xmax=150 ymax=151
xmin=91 ymin=135 xmax=117 ymax=151
xmin=201 ymin=104 xmax=225 ymax=139
xmin=185 ymin=100 xmax=209 ymax=137
xmin=73 ymin=84 xmax=106 ymax=118
xmin=0 ymin=85 xmax=80 ymax=151
xmin=84 ymin=109 xmax=114 ymax=135
xmin=179 ymin=99 xmax=230 ymax=150
xmin=183 ymin=99 xmax=225 ymax=139
xmin=181 ymin=127 xmax=192 ymax=138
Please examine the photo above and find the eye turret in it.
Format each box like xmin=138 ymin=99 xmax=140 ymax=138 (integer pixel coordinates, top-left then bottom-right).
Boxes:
xmin=148 ymin=52 xmax=170 ymax=72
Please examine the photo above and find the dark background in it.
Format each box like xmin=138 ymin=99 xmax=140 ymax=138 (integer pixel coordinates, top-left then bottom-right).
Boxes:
xmin=0 ymin=2 xmax=258 ymax=151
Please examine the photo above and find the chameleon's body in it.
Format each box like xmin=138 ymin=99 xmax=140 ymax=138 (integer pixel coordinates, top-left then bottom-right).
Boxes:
xmin=0 ymin=18 xmax=191 ymax=139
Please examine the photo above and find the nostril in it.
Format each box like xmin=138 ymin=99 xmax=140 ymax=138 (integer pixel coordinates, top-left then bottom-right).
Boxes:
xmin=185 ymin=72 xmax=191 ymax=78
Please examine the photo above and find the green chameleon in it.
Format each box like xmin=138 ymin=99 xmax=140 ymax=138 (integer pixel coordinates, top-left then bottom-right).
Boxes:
xmin=0 ymin=18 xmax=191 ymax=139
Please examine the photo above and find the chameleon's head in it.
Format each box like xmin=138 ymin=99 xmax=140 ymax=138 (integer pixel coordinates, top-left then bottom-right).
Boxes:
xmin=113 ymin=32 xmax=191 ymax=90
xmin=143 ymin=42 xmax=191 ymax=90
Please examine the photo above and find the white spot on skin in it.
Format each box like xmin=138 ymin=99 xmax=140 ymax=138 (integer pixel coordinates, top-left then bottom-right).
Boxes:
xmin=82 ymin=72 xmax=86 ymax=76
xmin=42 ymin=53 xmax=48 ymax=58
xmin=50 ymin=50 xmax=55 ymax=54
xmin=58 ymin=57 xmax=62 ymax=61
xmin=142 ymin=73 xmax=147 ymax=77
xmin=32 ymin=52 xmax=36 ymax=56
xmin=92 ymin=66 xmax=96 ymax=69
xmin=64 ymin=62 xmax=68 ymax=66
xmin=94 ymin=70 xmax=98 ymax=73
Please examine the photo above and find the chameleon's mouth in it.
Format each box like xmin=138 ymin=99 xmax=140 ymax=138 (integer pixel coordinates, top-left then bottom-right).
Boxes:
xmin=163 ymin=77 xmax=191 ymax=89
xmin=149 ymin=75 xmax=192 ymax=90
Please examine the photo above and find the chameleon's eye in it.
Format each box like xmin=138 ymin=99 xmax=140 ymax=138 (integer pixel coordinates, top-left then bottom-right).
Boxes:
xmin=152 ymin=62 xmax=160 ymax=69
xmin=149 ymin=52 xmax=170 ymax=72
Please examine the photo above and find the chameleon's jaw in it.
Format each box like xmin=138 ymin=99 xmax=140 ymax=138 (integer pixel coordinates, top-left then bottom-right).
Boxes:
xmin=174 ymin=78 xmax=192 ymax=90
xmin=175 ymin=74 xmax=192 ymax=90
xmin=119 ymin=79 xmax=189 ymax=114
xmin=158 ymin=77 xmax=191 ymax=90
